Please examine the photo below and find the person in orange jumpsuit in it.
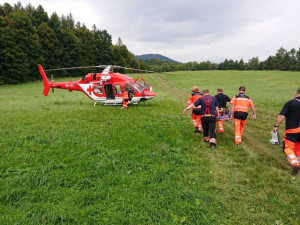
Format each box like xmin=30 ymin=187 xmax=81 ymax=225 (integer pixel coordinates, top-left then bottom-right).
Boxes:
xmin=215 ymin=88 xmax=231 ymax=135
xmin=186 ymin=86 xmax=203 ymax=132
xmin=121 ymin=85 xmax=129 ymax=110
xmin=230 ymin=86 xmax=256 ymax=145
xmin=273 ymin=87 xmax=300 ymax=176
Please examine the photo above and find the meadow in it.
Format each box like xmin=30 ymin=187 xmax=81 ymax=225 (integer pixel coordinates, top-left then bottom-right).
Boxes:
xmin=0 ymin=70 xmax=299 ymax=224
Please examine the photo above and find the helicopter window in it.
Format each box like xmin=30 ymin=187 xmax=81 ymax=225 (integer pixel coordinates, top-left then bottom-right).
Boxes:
xmin=130 ymin=82 xmax=143 ymax=92
xmin=125 ymin=84 xmax=135 ymax=93
xmin=125 ymin=84 xmax=135 ymax=100
xmin=136 ymin=82 xmax=144 ymax=90
xmin=140 ymin=80 xmax=149 ymax=90
xmin=114 ymin=85 xmax=122 ymax=95
xmin=94 ymin=85 xmax=103 ymax=94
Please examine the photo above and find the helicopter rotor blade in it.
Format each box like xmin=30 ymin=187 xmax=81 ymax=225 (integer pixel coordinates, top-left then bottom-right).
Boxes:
xmin=112 ymin=66 xmax=155 ymax=73
xmin=44 ymin=65 xmax=110 ymax=72
xmin=44 ymin=65 xmax=174 ymax=75
xmin=112 ymin=66 xmax=174 ymax=76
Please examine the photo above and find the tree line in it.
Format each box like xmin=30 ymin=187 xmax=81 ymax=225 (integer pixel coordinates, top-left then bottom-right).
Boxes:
xmin=0 ymin=2 xmax=146 ymax=84
xmin=146 ymin=46 xmax=300 ymax=72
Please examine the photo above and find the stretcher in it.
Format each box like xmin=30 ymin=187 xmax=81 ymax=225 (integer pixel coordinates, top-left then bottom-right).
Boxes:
xmin=218 ymin=112 xmax=232 ymax=121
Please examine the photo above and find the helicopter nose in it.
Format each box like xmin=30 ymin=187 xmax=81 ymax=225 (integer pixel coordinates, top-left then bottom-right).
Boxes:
xmin=144 ymin=90 xmax=156 ymax=99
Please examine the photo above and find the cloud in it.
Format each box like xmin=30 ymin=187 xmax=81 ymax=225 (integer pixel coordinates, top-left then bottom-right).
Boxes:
xmin=2 ymin=0 xmax=300 ymax=63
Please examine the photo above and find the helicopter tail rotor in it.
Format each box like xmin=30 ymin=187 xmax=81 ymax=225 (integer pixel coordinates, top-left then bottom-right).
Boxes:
xmin=38 ymin=64 xmax=51 ymax=96
xmin=51 ymin=75 xmax=55 ymax=93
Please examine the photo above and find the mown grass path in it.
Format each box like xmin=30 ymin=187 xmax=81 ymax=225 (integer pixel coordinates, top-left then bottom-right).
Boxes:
xmin=0 ymin=71 xmax=299 ymax=224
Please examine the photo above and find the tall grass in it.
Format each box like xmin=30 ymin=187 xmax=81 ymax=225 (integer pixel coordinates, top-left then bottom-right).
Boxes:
xmin=0 ymin=70 xmax=299 ymax=224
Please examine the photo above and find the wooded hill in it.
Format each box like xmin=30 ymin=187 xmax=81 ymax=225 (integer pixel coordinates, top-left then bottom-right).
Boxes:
xmin=135 ymin=54 xmax=181 ymax=64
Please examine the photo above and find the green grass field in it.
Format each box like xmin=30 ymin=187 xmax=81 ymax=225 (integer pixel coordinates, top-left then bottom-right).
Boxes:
xmin=0 ymin=70 xmax=299 ymax=224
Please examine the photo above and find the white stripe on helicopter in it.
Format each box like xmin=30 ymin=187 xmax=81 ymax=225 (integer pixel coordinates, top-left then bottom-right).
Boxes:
xmin=78 ymin=83 xmax=152 ymax=104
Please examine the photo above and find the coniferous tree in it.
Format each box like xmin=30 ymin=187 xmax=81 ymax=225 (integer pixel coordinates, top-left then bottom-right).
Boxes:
xmin=137 ymin=60 xmax=148 ymax=70
xmin=13 ymin=2 xmax=23 ymax=11
xmin=296 ymin=48 xmax=300 ymax=71
xmin=93 ymin=27 xmax=113 ymax=65
xmin=0 ymin=16 xmax=28 ymax=84
xmin=288 ymin=48 xmax=297 ymax=71
xmin=116 ymin=37 xmax=123 ymax=46
xmin=239 ymin=59 xmax=245 ymax=70
xmin=61 ymin=13 xmax=75 ymax=31
xmin=223 ymin=59 xmax=229 ymax=70
xmin=265 ymin=56 xmax=276 ymax=70
xmin=24 ymin=3 xmax=35 ymax=19
xmin=275 ymin=47 xmax=288 ymax=70
xmin=111 ymin=38 xmax=138 ymax=70
xmin=247 ymin=57 xmax=259 ymax=70
xmin=31 ymin=5 xmax=49 ymax=28
xmin=37 ymin=22 xmax=62 ymax=69
xmin=0 ymin=3 xmax=13 ymax=17
xmin=48 ymin=12 xmax=62 ymax=35
xmin=60 ymin=30 xmax=82 ymax=76
xmin=258 ymin=61 xmax=266 ymax=70
xmin=73 ymin=26 xmax=96 ymax=66
xmin=9 ymin=10 xmax=42 ymax=80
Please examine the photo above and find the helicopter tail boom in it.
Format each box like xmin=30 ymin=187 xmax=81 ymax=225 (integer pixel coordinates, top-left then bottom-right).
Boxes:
xmin=38 ymin=64 xmax=50 ymax=96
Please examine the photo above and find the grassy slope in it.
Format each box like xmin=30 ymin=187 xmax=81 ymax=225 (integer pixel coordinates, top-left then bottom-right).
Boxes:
xmin=0 ymin=71 xmax=299 ymax=224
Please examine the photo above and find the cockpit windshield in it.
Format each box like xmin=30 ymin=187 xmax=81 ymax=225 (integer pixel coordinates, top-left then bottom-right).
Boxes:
xmin=130 ymin=82 xmax=143 ymax=92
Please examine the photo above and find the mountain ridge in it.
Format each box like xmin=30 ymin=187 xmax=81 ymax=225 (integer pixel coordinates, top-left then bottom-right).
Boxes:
xmin=135 ymin=54 xmax=181 ymax=64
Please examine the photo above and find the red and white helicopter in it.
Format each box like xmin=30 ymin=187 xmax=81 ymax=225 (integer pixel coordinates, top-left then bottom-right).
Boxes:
xmin=38 ymin=64 xmax=157 ymax=106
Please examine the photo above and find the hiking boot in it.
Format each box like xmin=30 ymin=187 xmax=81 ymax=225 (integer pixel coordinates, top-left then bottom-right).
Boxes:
xmin=291 ymin=166 xmax=300 ymax=176
xmin=194 ymin=127 xmax=200 ymax=133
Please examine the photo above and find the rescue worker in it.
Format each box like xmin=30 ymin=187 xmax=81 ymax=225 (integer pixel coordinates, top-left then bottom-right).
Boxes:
xmin=215 ymin=88 xmax=231 ymax=135
xmin=121 ymin=85 xmax=129 ymax=110
xmin=230 ymin=86 xmax=256 ymax=145
xmin=184 ymin=90 xmax=219 ymax=149
xmin=186 ymin=86 xmax=203 ymax=133
xmin=273 ymin=87 xmax=300 ymax=176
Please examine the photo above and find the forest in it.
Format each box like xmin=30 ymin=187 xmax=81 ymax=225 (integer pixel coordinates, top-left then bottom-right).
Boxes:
xmin=1 ymin=2 xmax=300 ymax=85
xmin=0 ymin=2 xmax=146 ymax=84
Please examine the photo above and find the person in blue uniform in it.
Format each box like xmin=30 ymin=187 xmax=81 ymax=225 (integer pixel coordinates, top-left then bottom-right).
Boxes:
xmin=184 ymin=90 xmax=220 ymax=149
xmin=215 ymin=88 xmax=231 ymax=134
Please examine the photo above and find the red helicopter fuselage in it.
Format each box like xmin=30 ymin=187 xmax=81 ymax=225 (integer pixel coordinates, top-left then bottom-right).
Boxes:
xmin=38 ymin=65 xmax=156 ymax=105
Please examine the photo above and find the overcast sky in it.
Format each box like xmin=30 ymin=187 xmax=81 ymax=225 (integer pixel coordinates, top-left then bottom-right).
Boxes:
xmin=2 ymin=0 xmax=300 ymax=63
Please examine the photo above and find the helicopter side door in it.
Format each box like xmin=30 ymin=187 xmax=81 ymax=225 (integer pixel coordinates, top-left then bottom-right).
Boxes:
xmin=125 ymin=84 xmax=136 ymax=101
xmin=104 ymin=85 xmax=115 ymax=99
